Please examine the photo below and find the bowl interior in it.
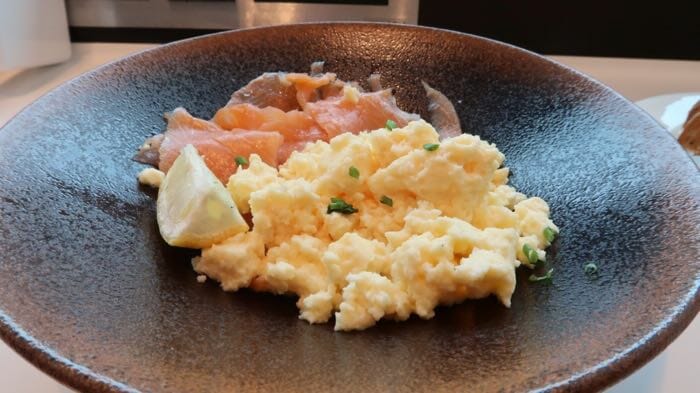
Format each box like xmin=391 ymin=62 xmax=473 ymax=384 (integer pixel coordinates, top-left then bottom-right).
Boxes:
xmin=0 ymin=24 xmax=698 ymax=393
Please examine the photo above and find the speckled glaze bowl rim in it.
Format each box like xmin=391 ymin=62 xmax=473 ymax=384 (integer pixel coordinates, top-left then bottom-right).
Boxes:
xmin=0 ymin=22 xmax=698 ymax=393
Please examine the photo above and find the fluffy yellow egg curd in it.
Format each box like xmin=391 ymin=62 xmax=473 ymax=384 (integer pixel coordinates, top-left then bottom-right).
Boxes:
xmin=161 ymin=120 xmax=557 ymax=331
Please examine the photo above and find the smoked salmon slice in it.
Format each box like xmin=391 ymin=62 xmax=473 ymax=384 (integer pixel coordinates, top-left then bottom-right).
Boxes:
xmin=135 ymin=64 xmax=462 ymax=178
xmin=304 ymin=89 xmax=420 ymax=139
xmin=421 ymin=81 xmax=462 ymax=139
xmin=157 ymin=108 xmax=283 ymax=182
xmin=213 ymin=103 xmax=327 ymax=162
xmin=227 ymin=72 xmax=337 ymax=111
xmin=134 ymin=107 xmax=219 ymax=166
xmin=167 ymin=107 xmax=223 ymax=132
xmin=159 ymin=128 xmax=282 ymax=183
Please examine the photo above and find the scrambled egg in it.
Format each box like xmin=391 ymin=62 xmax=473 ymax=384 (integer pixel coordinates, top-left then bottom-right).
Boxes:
xmin=137 ymin=168 xmax=165 ymax=188
xmin=192 ymin=120 xmax=557 ymax=331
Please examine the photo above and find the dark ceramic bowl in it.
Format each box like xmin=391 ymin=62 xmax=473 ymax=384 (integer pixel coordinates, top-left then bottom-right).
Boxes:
xmin=0 ymin=23 xmax=698 ymax=393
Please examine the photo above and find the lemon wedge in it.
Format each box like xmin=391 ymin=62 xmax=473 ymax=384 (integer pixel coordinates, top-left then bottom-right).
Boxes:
xmin=157 ymin=144 xmax=248 ymax=248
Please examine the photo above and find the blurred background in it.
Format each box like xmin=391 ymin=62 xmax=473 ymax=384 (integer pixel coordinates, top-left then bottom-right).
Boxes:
xmin=3 ymin=0 xmax=699 ymax=72
xmin=60 ymin=0 xmax=700 ymax=59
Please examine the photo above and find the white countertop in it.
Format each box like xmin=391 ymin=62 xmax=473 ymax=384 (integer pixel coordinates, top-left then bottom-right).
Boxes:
xmin=1 ymin=43 xmax=698 ymax=393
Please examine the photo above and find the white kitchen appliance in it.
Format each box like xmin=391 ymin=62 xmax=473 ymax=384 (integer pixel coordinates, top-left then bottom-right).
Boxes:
xmin=0 ymin=0 xmax=72 ymax=70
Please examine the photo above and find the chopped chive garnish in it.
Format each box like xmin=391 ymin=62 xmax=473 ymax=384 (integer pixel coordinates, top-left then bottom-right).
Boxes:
xmin=385 ymin=119 xmax=397 ymax=131
xmin=543 ymin=227 xmax=557 ymax=244
xmin=234 ymin=156 xmax=248 ymax=166
xmin=348 ymin=166 xmax=360 ymax=179
xmin=423 ymin=143 xmax=439 ymax=151
xmin=529 ymin=269 xmax=553 ymax=284
xmin=379 ymin=195 xmax=393 ymax=207
xmin=522 ymin=244 xmax=539 ymax=265
xmin=327 ymin=197 xmax=358 ymax=215
xmin=584 ymin=263 xmax=598 ymax=276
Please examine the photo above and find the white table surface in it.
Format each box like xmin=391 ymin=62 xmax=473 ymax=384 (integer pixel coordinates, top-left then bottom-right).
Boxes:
xmin=1 ymin=43 xmax=698 ymax=392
